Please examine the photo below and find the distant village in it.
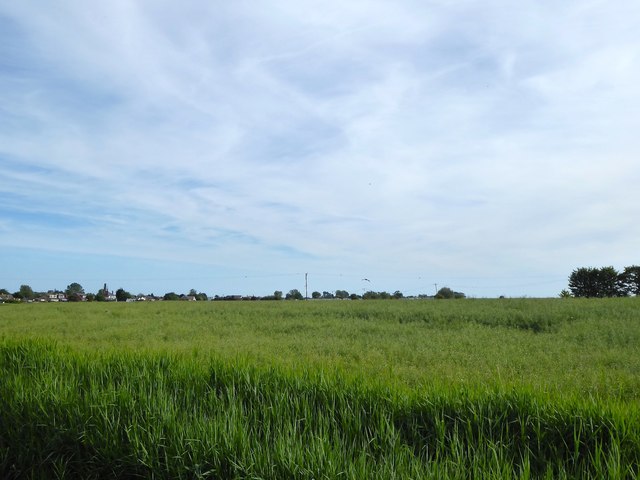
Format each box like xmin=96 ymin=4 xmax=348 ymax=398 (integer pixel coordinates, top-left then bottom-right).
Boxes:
xmin=0 ymin=283 xmax=206 ymax=303
xmin=0 ymin=282 xmax=466 ymax=303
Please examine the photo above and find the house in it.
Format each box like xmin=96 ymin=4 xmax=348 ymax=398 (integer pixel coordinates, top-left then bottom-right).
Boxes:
xmin=0 ymin=293 xmax=14 ymax=303
xmin=47 ymin=292 xmax=67 ymax=302
xmin=100 ymin=284 xmax=117 ymax=302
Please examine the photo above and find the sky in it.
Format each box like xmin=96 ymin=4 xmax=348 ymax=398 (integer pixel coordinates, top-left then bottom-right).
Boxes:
xmin=1 ymin=1 xmax=639 ymax=298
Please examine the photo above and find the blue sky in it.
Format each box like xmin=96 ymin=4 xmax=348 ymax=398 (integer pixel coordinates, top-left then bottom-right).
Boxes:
xmin=1 ymin=0 xmax=639 ymax=297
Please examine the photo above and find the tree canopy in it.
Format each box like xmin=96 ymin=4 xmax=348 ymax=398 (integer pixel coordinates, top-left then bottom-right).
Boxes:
xmin=65 ymin=283 xmax=84 ymax=295
xmin=18 ymin=284 xmax=35 ymax=300
xmin=335 ymin=289 xmax=350 ymax=299
xmin=567 ymin=266 xmax=631 ymax=298
xmin=116 ymin=288 xmax=132 ymax=302
xmin=435 ymin=287 xmax=465 ymax=299
xmin=285 ymin=289 xmax=303 ymax=300
xmin=620 ymin=265 xmax=640 ymax=296
xmin=63 ymin=283 xmax=84 ymax=301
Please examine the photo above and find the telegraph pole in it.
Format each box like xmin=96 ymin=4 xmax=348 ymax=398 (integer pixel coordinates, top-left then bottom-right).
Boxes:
xmin=305 ymin=273 xmax=308 ymax=299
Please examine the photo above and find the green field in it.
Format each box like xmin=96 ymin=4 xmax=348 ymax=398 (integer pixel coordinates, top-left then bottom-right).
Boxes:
xmin=1 ymin=298 xmax=639 ymax=478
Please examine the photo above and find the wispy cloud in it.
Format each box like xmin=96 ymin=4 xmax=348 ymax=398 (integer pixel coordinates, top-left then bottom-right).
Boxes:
xmin=1 ymin=0 xmax=639 ymax=296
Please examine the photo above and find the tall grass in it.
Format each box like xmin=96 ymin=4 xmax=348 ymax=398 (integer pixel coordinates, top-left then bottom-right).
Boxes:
xmin=0 ymin=298 xmax=639 ymax=478
xmin=0 ymin=339 xmax=638 ymax=479
xmin=1 ymin=298 xmax=639 ymax=398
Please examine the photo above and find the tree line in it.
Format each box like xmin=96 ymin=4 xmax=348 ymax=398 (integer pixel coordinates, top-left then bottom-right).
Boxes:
xmin=565 ymin=265 xmax=640 ymax=298
xmin=0 ymin=283 xmax=208 ymax=303
xmin=2 ymin=284 xmax=466 ymax=303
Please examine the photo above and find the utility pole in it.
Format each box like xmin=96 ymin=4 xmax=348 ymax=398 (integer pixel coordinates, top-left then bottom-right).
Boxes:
xmin=434 ymin=283 xmax=438 ymax=296
xmin=305 ymin=273 xmax=308 ymax=300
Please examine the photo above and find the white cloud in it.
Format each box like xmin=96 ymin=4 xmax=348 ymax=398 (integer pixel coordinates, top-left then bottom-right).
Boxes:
xmin=1 ymin=0 xmax=639 ymax=296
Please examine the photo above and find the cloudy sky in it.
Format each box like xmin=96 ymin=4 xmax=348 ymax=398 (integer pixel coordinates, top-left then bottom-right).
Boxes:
xmin=1 ymin=1 xmax=639 ymax=298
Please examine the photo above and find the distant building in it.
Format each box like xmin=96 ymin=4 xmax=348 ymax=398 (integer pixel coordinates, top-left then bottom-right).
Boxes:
xmin=0 ymin=293 xmax=14 ymax=302
xmin=101 ymin=284 xmax=117 ymax=302
xmin=47 ymin=292 xmax=67 ymax=302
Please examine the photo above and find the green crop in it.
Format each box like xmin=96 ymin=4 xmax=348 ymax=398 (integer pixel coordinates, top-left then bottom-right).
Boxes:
xmin=0 ymin=298 xmax=638 ymax=478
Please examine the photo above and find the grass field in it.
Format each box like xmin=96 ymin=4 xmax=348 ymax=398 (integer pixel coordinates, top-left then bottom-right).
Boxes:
xmin=0 ymin=298 xmax=639 ymax=478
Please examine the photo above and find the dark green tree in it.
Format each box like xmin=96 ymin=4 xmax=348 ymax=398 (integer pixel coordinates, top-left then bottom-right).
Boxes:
xmin=65 ymin=283 xmax=84 ymax=296
xmin=273 ymin=290 xmax=283 ymax=301
xmin=568 ymin=267 xmax=625 ymax=297
xmin=67 ymin=293 xmax=83 ymax=302
xmin=285 ymin=289 xmax=303 ymax=300
xmin=163 ymin=292 xmax=180 ymax=301
xmin=116 ymin=288 xmax=132 ymax=302
xmin=568 ymin=267 xmax=600 ymax=297
xmin=620 ymin=265 xmax=640 ymax=296
xmin=311 ymin=291 xmax=321 ymax=299
xmin=18 ymin=284 xmax=35 ymax=300
xmin=597 ymin=266 xmax=625 ymax=297
xmin=435 ymin=287 xmax=454 ymax=299
xmin=335 ymin=289 xmax=349 ymax=299
xmin=65 ymin=283 xmax=85 ymax=301
xmin=435 ymin=287 xmax=464 ymax=299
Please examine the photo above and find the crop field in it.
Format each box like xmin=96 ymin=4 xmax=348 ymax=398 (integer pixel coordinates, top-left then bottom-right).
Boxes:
xmin=0 ymin=298 xmax=639 ymax=478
